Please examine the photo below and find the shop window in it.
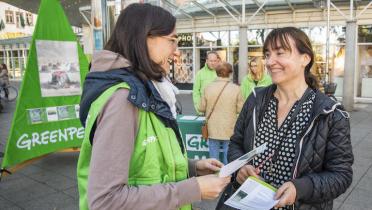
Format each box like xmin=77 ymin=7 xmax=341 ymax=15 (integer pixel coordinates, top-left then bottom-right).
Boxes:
xmin=358 ymin=45 xmax=372 ymax=97
xmin=196 ymin=31 xmax=229 ymax=47
xmin=248 ymin=29 xmax=265 ymax=45
xmin=26 ymin=13 xmax=33 ymax=26
xmin=15 ymin=12 xmax=21 ymax=28
xmin=308 ymin=26 xmax=345 ymax=45
xmin=230 ymin=31 xmax=239 ymax=46
xmin=5 ymin=10 xmax=14 ymax=24
xmin=312 ymin=44 xmax=345 ymax=96
xmin=359 ymin=25 xmax=372 ymax=43
xmin=170 ymin=49 xmax=194 ymax=89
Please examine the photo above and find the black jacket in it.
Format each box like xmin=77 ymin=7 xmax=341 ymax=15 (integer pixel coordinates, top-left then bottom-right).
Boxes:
xmin=227 ymin=85 xmax=353 ymax=210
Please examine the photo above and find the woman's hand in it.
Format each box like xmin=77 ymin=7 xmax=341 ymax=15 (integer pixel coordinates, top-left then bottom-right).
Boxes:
xmin=274 ymin=181 xmax=297 ymax=208
xmin=196 ymin=158 xmax=224 ymax=176
xmin=196 ymin=174 xmax=231 ymax=200
xmin=236 ymin=165 xmax=260 ymax=184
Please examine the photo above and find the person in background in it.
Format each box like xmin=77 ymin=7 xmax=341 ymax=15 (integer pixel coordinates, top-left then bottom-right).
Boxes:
xmin=77 ymin=4 xmax=230 ymax=210
xmin=193 ymin=51 xmax=220 ymax=115
xmin=222 ymin=27 xmax=353 ymax=210
xmin=0 ymin=63 xmax=10 ymax=99
xmin=198 ymin=62 xmax=244 ymax=165
xmin=240 ymin=58 xmax=271 ymax=100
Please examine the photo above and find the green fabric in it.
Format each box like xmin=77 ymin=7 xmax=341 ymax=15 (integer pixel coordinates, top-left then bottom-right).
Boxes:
xmin=77 ymin=83 xmax=191 ymax=210
xmin=192 ymin=64 xmax=217 ymax=114
xmin=249 ymin=176 xmax=277 ymax=192
xmin=240 ymin=73 xmax=272 ymax=100
xmin=1 ymin=0 xmax=88 ymax=169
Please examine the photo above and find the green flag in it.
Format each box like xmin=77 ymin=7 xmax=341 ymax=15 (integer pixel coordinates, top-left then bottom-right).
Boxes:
xmin=1 ymin=0 xmax=89 ymax=169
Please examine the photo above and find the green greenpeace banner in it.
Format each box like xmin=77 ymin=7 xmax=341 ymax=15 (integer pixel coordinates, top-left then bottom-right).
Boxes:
xmin=177 ymin=115 xmax=224 ymax=160
xmin=1 ymin=0 xmax=88 ymax=169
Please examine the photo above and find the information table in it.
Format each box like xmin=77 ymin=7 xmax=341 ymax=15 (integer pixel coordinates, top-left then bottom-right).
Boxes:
xmin=177 ymin=115 xmax=224 ymax=160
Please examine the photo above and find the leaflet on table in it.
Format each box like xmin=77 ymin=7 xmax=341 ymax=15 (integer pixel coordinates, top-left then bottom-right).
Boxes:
xmin=195 ymin=116 xmax=206 ymax=121
xmin=225 ymin=176 xmax=279 ymax=210
xmin=219 ymin=143 xmax=267 ymax=177
xmin=179 ymin=115 xmax=198 ymax=120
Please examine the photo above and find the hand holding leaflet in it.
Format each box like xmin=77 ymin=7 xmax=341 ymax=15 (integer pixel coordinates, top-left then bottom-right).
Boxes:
xmin=219 ymin=143 xmax=267 ymax=177
xmin=224 ymin=176 xmax=279 ymax=210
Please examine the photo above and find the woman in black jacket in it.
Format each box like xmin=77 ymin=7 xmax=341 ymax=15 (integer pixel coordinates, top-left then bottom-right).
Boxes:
xmin=225 ymin=27 xmax=353 ymax=210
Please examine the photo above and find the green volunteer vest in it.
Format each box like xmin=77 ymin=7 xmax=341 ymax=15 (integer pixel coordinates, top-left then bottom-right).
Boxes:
xmin=77 ymin=83 xmax=191 ymax=210
xmin=240 ymin=73 xmax=272 ymax=100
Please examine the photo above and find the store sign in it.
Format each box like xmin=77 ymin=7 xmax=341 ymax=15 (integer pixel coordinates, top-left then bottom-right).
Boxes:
xmin=186 ymin=134 xmax=208 ymax=151
xmin=178 ymin=33 xmax=193 ymax=47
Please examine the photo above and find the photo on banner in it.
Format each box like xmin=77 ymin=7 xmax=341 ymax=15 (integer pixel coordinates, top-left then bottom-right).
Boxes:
xmin=36 ymin=40 xmax=82 ymax=97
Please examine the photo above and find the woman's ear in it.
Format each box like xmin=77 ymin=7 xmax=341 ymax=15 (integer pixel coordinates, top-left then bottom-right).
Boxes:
xmin=302 ymin=54 xmax=311 ymax=67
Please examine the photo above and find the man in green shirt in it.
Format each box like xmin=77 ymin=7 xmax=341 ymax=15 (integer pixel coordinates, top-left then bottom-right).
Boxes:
xmin=193 ymin=51 xmax=220 ymax=114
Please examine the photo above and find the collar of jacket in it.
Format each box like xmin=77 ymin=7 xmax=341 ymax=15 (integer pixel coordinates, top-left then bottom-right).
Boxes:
xmin=79 ymin=68 xmax=173 ymax=127
xmin=203 ymin=64 xmax=214 ymax=71
xmin=215 ymin=77 xmax=230 ymax=82
xmin=253 ymin=84 xmax=347 ymax=122
xmin=247 ymin=73 xmax=268 ymax=82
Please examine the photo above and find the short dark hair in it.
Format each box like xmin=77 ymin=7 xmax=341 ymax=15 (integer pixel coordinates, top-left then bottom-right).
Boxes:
xmin=1 ymin=63 xmax=7 ymax=70
xmin=263 ymin=27 xmax=319 ymax=89
xmin=105 ymin=3 xmax=176 ymax=82
xmin=215 ymin=62 xmax=232 ymax=77
xmin=207 ymin=51 xmax=220 ymax=60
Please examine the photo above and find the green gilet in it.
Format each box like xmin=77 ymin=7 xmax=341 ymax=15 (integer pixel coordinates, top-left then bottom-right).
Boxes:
xmin=77 ymin=83 xmax=191 ymax=210
xmin=240 ymin=73 xmax=272 ymax=100
xmin=192 ymin=65 xmax=217 ymax=114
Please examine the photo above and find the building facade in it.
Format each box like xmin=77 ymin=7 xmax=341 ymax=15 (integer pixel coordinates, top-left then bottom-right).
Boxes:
xmin=0 ymin=1 xmax=37 ymax=79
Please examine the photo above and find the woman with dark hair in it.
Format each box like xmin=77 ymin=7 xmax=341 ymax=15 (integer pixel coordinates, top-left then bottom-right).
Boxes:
xmin=220 ymin=27 xmax=353 ymax=210
xmin=77 ymin=4 xmax=230 ymax=210
xmin=240 ymin=58 xmax=271 ymax=100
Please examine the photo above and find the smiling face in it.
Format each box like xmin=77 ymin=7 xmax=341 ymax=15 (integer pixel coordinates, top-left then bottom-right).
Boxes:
xmin=206 ymin=53 xmax=220 ymax=70
xmin=264 ymin=36 xmax=310 ymax=86
xmin=249 ymin=61 xmax=258 ymax=74
xmin=147 ymin=28 xmax=179 ymax=72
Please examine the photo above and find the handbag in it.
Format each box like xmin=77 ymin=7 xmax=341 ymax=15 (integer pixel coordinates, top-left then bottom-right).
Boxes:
xmin=201 ymin=82 xmax=229 ymax=140
xmin=201 ymin=123 xmax=209 ymax=139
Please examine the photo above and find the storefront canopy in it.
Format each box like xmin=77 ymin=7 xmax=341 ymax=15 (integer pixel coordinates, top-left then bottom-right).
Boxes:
xmin=2 ymin=0 xmax=90 ymax=26
xmin=162 ymin=0 xmax=371 ymax=19
xmin=4 ymin=1 xmax=372 ymax=26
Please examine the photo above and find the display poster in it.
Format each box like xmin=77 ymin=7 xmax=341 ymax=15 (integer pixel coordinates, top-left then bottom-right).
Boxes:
xmin=1 ymin=0 xmax=89 ymax=169
xmin=36 ymin=40 xmax=82 ymax=97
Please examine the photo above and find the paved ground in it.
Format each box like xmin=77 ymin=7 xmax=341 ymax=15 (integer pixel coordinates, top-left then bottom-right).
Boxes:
xmin=0 ymin=81 xmax=372 ymax=210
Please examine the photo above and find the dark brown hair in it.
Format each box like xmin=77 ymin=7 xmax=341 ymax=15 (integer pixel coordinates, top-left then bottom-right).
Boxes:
xmin=215 ymin=62 xmax=232 ymax=78
xmin=105 ymin=3 xmax=176 ymax=82
xmin=1 ymin=63 xmax=7 ymax=70
xmin=263 ymin=27 xmax=319 ymax=89
xmin=207 ymin=51 xmax=220 ymax=60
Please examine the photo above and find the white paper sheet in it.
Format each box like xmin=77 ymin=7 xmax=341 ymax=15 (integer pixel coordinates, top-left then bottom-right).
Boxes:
xmin=179 ymin=115 xmax=198 ymax=120
xmin=225 ymin=177 xmax=279 ymax=210
xmin=219 ymin=143 xmax=267 ymax=177
xmin=195 ymin=116 xmax=206 ymax=121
